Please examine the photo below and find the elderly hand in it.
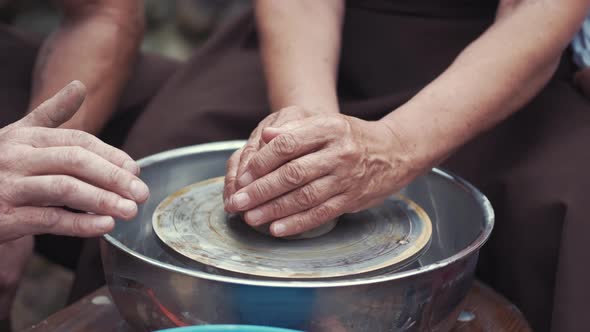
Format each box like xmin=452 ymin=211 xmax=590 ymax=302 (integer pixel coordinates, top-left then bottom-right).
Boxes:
xmin=223 ymin=106 xmax=329 ymax=203
xmin=0 ymin=81 xmax=149 ymax=244
xmin=224 ymin=108 xmax=425 ymax=237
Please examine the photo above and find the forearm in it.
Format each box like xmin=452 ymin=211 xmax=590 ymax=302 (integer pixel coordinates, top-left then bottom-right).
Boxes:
xmin=254 ymin=0 xmax=344 ymax=113
xmin=29 ymin=0 xmax=144 ymax=134
xmin=382 ymin=0 xmax=589 ymax=167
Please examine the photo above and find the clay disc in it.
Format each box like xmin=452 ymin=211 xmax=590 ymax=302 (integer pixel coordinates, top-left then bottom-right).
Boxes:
xmin=152 ymin=177 xmax=432 ymax=279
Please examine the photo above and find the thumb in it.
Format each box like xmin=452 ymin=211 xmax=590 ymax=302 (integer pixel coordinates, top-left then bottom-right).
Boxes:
xmin=261 ymin=120 xmax=305 ymax=144
xmin=261 ymin=127 xmax=282 ymax=144
xmin=15 ymin=80 xmax=86 ymax=129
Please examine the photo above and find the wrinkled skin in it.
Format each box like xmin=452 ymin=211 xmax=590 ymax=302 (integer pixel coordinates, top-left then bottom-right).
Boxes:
xmin=0 ymin=81 xmax=149 ymax=243
xmin=0 ymin=81 xmax=150 ymax=320
xmin=223 ymin=106 xmax=322 ymax=203
xmin=224 ymin=106 xmax=424 ymax=237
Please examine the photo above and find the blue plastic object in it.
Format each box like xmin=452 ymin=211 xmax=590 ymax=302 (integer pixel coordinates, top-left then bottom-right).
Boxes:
xmin=156 ymin=325 xmax=303 ymax=332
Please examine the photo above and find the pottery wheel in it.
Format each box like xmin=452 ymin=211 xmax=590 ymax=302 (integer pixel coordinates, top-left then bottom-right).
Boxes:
xmin=152 ymin=177 xmax=432 ymax=279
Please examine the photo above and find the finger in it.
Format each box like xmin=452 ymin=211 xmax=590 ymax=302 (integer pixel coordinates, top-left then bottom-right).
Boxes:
xmin=21 ymin=127 xmax=140 ymax=175
xmin=26 ymin=147 xmax=149 ymax=202
xmin=11 ymin=176 xmax=138 ymax=220
xmin=261 ymin=114 xmax=351 ymax=144
xmin=237 ymin=128 xmax=328 ymax=188
xmin=223 ymin=148 xmax=242 ymax=204
xmin=243 ymin=175 xmax=341 ymax=226
xmin=0 ymin=206 xmax=114 ymax=243
xmin=269 ymin=194 xmax=347 ymax=237
xmin=226 ymin=151 xmax=336 ymax=212
xmin=259 ymin=115 xmax=318 ymax=144
xmin=261 ymin=127 xmax=281 ymax=144
xmin=234 ymin=138 xmax=260 ymax=190
xmin=260 ymin=122 xmax=302 ymax=144
xmin=13 ymin=81 xmax=86 ymax=129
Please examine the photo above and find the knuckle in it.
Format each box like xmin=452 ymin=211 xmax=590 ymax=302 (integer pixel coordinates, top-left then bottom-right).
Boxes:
xmin=4 ymin=127 xmax=27 ymax=139
xmin=242 ymin=144 xmax=257 ymax=155
xmin=3 ymin=144 xmax=20 ymax=159
xmin=0 ymin=147 xmax=21 ymax=173
xmin=69 ymin=214 xmax=87 ymax=236
xmin=104 ymin=149 xmax=125 ymax=165
xmin=106 ymin=166 xmax=125 ymax=188
xmin=223 ymin=184 xmax=234 ymax=200
xmin=251 ymin=178 xmax=272 ymax=200
xmin=96 ymin=191 xmax=116 ymax=211
xmin=280 ymin=162 xmax=306 ymax=186
xmin=52 ymin=177 xmax=77 ymax=197
xmin=112 ymin=149 xmax=131 ymax=165
xmin=291 ymin=217 xmax=309 ymax=234
xmin=63 ymin=146 xmax=86 ymax=168
xmin=1 ymin=180 xmax=20 ymax=204
xmin=339 ymin=141 xmax=360 ymax=161
xmin=323 ymin=115 xmax=347 ymax=131
xmin=293 ymin=184 xmax=318 ymax=207
xmin=0 ymin=204 xmax=15 ymax=220
xmin=72 ymin=129 xmax=100 ymax=149
xmin=313 ymin=204 xmax=334 ymax=221
xmin=227 ymin=150 xmax=242 ymax=170
xmin=68 ymin=129 xmax=88 ymax=144
xmin=267 ymin=199 xmax=284 ymax=217
xmin=248 ymin=155 xmax=269 ymax=175
xmin=273 ymin=134 xmax=298 ymax=156
xmin=38 ymin=208 xmax=61 ymax=229
xmin=248 ymin=126 xmax=262 ymax=140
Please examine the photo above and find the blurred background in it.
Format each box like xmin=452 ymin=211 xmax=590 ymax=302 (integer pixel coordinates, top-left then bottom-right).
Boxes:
xmin=0 ymin=0 xmax=250 ymax=330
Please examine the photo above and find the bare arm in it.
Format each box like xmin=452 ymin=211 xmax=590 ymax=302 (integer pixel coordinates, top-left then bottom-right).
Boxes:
xmin=255 ymin=0 xmax=344 ymax=113
xmin=381 ymin=0 xmax=589 ymax=169
xmin=29 ymin=0 xmax=144 ymax=134
xmin=226 ymin=0 xmax=590 ymax=236
xmin=224 ymin=0 xmax=345 ymax=199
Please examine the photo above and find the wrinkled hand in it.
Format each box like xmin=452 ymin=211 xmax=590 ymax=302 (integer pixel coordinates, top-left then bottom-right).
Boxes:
xmin=0 ymin=81 xmax=150 ymax=244
xmin=224 ymin=109 xmax=424 ymax=237
xmin=223 ymin=106 xmax=325 ymax=203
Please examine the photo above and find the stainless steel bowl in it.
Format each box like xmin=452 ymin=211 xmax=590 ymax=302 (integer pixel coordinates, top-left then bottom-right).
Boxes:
xmin=101 ymin=141 xmax=494 ymax=332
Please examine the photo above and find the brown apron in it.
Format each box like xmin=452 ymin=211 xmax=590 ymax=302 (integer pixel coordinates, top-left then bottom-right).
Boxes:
xmin=2 ymin=1 xmax=589 ymax=330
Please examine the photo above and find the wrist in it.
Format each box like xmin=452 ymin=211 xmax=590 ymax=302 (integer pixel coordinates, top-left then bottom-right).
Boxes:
xmin=270 ymin=96 xmax=340 ymax=114
xmin=379 ymin=111 xmax=452 ymax=172
xmin=267 ymin=83 xmax=339 ymax=114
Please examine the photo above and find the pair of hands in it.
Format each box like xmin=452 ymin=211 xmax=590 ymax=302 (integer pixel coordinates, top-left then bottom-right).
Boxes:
xmin=223 ymin=106 xmax=422 ymax=237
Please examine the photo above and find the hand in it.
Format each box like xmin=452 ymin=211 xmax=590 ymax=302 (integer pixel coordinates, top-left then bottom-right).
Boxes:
xmin=0 ymin=81 xmax=150 ymax=244
xmin=223 ymin=106 xmax=329 ymax=204
xmin=224 ymin=111 xmax=425 ymax=237
xmin=0 ymin=236 xmax=33 ymax=320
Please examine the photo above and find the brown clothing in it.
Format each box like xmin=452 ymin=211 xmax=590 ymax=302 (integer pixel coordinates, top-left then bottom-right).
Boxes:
xmin=2 ymin=1 xmax=590 ymax=331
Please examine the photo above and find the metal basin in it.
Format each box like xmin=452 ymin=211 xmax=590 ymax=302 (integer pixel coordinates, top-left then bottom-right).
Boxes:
xmin=100 ymin=141 xmax=494 ymax=331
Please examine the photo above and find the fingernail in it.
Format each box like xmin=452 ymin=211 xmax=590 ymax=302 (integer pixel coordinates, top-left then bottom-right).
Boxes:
xmin=272 ymin=222 xmax=287 ymax=236
xmin=130 ymin=180 xmax=149 ymax=201
xmin=238 ymin=172 xmax=254 ymax=187
xmin=94 ymin=217 xmax=114 ymax=232
xmin=117 ymin=199 xmax=137 ymax=217
xmin=123 ymin=160 xmax=140 ymax=175
xmin=246 ymin=209 xmax=264 ymax=225
xmin=231 ymin=192 xmax=250 ymax=209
